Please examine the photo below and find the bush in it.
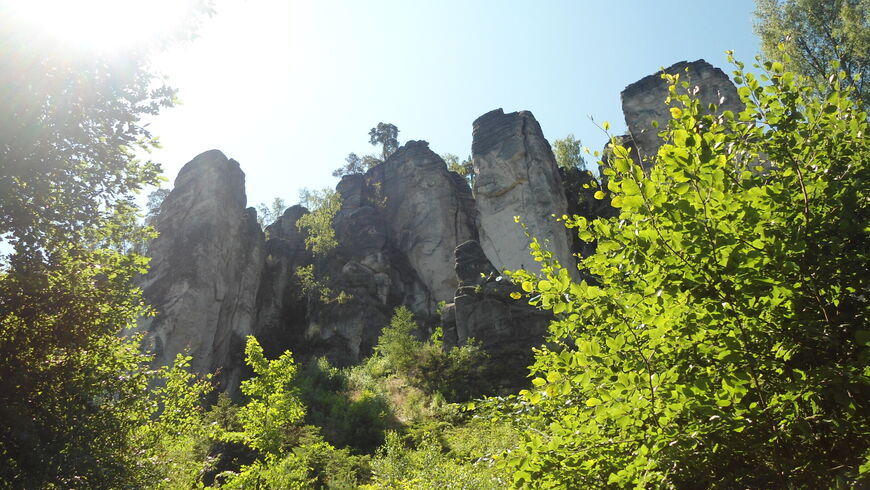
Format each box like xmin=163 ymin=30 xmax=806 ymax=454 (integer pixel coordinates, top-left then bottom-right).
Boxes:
xmin=503 ymin=54 xmax=870 ymax=487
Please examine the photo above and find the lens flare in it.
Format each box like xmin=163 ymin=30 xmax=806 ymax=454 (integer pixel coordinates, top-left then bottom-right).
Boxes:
xmin=6 ymin=0 xmax=195 ymax=54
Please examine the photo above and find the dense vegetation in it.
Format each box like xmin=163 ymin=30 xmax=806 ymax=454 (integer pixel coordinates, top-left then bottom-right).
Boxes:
xmin=506 ymin=51 xmax=869 ymax=487
xmin=2 ymin=0 xmax=868 ymax=487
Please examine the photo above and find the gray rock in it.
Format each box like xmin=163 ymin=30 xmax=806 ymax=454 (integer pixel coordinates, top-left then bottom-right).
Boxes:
xmin=472 ymin=109 xmax=576 ymax=277
xmin=253 ymin=205 xmax=311 ymax=360
xmin=134 ymin=150 xmax=264 ymax=391
xmin=294 ymin=141 xmax=479 ymax=365
xmin=369 ymin=141 xmax=478 ymax=306
xmin=450 ymin=240 xmax=550 ymax=389
xmin=621 ymin=59 xmax=743 ymax=166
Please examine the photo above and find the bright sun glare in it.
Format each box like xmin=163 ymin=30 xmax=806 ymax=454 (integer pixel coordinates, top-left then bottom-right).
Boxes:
xmin=8 ymin=0 xmax=192 ymax=53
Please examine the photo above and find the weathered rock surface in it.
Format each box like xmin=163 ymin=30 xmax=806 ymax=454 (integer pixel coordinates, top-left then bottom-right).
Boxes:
xmin=620 ymin=59 xmax=743 ymax=166
xmin=282 ymin=141 xmax=478 ymax=366
xmin=472 ymin=109 xmax=576 ymax=276
xmin=442 ymin=240 xmax=551 ymax=389
xmin=253 ymin=205 xmax=311 ymax=360
xmin=135 ymin=150 xmax=264 ymax=390
xmin=368 ymin=140 xmax=478 ymax=305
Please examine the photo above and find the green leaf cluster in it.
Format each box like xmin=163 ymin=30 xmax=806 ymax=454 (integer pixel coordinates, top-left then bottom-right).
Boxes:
xmin=503 ymin=56 xmax=870 ymax=487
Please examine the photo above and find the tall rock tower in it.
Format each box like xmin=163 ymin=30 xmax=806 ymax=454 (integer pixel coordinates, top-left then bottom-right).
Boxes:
xmin=472 ymin=109 xmax=576 ymax=276
xmin=134 ymin=150 xmax=264 ymax=390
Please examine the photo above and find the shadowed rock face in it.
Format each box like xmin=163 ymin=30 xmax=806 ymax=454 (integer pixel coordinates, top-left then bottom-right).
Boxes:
xmin=472 ymin=109 xmax=576 ymax=277
xmin=135 ymin=150 xmax=264 ymax=391
xmin=253 ymin=205 xmax=311 ymax=360
xmin=620 ymin=59 xmax=743 ymax=166
xmin=261 ymin=141 xmax=479 ymax=367
xmin=441 ymin=240 xmax=550 ymax=390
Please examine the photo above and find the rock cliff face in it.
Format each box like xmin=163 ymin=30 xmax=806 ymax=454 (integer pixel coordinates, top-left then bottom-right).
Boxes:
xmin=441 ymin=240 xmax=550 ymax=387
xmin=141 ymin=60 xmax=742 ymax=392
xmin=135 ymin=150 xmax=264 ymax=390
xmin=472 ymin=109 xmax=575 ymax=276
xmin=253 ymin=141 xmax=479 ymax=366
xmin=253 ymin=205 xmax=311 ymax=359
xmin=620 ymin=59 xmax=743 ymax=166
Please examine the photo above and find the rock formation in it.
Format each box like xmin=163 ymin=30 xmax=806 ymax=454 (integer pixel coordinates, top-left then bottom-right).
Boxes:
xmin=620 ymin=59 xmax=743 ymax=166
xmin=138 ymin=59 xmax=743 ymax=393
xmin=472 ymin=109 xmax=576 ymax=277
xmin=253 ymin=205 xmax=311 ymax=359
xmin=253 ymin=141 xmax=478 ymax=367
xmin=441 ymin=240 xmax=551 ymax=389
xmin=134 ymin=150 xmax=264 ymax=390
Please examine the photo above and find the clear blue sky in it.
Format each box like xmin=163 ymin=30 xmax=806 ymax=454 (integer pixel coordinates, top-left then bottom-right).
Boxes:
xmin=145 ymin=0 xmax=761 ymax=208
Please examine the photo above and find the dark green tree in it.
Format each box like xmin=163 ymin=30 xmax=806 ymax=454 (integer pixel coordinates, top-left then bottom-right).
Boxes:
xmin=369 ymin=122 xmax=400 ymax=161
xmin=0 ymin=3 xmax=214 ymax=487
xmin=331 ymin=152 xmax=382 ymax=178
xmin=755 ymin=0 xmax=870 ymax=107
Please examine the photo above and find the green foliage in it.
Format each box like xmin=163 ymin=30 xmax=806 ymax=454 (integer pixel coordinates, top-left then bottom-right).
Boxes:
xmin=0 ymin=4 xmax=214 ymax=486
xmin=552 ymin=133 xmax=587 ymax=170
xmin=295 ymin=357 xmax=393 ymax=454
xmin=367 ymin=431 xmax=508 ymax=489
xmin=503 ymin=56 xmax=870 ymax=487
xmin=225 ymin=336 xmax=306 ymax=457
xmin=138 ymin=354 xmax=216 ymax=489
xmin=332 ymin=152 xmax=382 ymax=178
xmin=754 ymin=0 xmax=870 ymax=107
xmin=369 ymin=122 xmax=400 ymax=161
xmin=374 ymin=306 xmax=424 ymax=375
xmin=256 ymin=196 xmax=287 ymax=229
xmin=371 ymin=307 xmax=493 ymax=403
xmin=442 ymin=153 xmax=475 ymax=187
xmin=214 ymin=338 xmax=373 ymax=488
xmin=297 ymin=187 xmax=341 ymax=257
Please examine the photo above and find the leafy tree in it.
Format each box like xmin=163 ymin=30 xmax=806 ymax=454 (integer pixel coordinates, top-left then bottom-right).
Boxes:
xmin=136 ymin=354 xmax=216 ymax=489
xmin=215 ymin=337 xmax=371 ymax=488
xmin=503 ymin=55 xmax=869 ymax=487
xmin=256 ymin=196 xmax=287 ymax=229
xmin=552 ymin=133 xmax=587 ymax=170
xmin=0 ymin=3 xmax=212 ymax=486
xmin=442 ymin=153 xmax=475 ymax=187
xmin=755 ymin=0 xmax=870 ymax=107
xmin=369 ymin=122 xmax=400 ymax=161
xmin=145 ymin=188 xmax=171 ymax=226
xmin=296 ymin=187 xmax=341 ymax=257
xmin=331 ymin=123 xmax=398 ymax=178
xmin=332 ymin=152 xmax=382 ymax=178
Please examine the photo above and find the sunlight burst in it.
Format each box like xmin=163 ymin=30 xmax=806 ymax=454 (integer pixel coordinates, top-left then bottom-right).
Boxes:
xmin=7 ymin=0 xmax=195 ymax=53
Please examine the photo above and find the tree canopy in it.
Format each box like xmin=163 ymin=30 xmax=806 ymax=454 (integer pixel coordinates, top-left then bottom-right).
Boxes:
xmin=369 ymin=122 xmax=399 ymax=161
xmin=552 ymin=134 xmax=587 ymax=170
xmin=755 ymin=0 xmax=870 ymax=107
xmin=0 ymin=4 xmax=215 ymax=486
